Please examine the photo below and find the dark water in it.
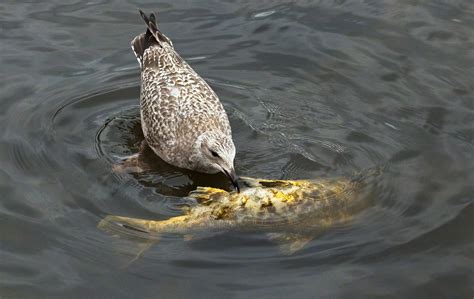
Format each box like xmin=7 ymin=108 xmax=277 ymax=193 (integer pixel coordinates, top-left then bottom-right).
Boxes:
xmin=1 ymin=0 xmax=473 ymax=298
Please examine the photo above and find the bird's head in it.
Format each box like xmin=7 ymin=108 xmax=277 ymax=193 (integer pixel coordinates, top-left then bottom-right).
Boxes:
xmin=191 ymin=131 xmax=239 ymax=192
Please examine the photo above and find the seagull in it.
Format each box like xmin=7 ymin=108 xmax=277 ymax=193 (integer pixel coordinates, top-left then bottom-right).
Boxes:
xmin=130 ymin=10 xmax=239 ymax=191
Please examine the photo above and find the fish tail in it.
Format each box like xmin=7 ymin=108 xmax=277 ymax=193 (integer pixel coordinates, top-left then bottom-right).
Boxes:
xmin=98 ymin=214 xmax=191 ymax=235
xmin=98 ymin=215 xmax=162 ymax=234
xmin=97 ymin=215 xmax=161 ymax=267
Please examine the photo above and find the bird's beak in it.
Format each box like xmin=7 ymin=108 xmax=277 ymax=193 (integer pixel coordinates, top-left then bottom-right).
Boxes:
xmin=223 ymin=168 xmax=240 ymax=193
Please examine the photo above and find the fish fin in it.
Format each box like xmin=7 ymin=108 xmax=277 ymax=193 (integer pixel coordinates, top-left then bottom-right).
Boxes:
xmin=267 ymin=232 xmax=313 ymax=255
xmin=121 ymin=239 xmax=156 ymax=269
xmin=98 ymin=215 xmax=160 ymax=267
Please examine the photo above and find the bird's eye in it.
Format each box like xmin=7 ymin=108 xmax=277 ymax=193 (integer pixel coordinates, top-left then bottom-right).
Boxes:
xmin=210 ymin=150 xmax=219 ymax=157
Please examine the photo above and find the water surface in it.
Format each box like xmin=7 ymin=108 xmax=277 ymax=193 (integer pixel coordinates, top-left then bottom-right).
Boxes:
xmin=1 ymin=0 xmax=473 ymax=297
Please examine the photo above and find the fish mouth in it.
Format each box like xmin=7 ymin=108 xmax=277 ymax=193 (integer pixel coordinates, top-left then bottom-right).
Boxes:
xmin=222 ymin=168 xmax=240 ymax=193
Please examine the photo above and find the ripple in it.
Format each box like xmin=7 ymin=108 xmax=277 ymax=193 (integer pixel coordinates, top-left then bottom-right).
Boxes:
xmin=6 ymin=68 xmax=459 ymax=299
xmin=1 ymin=1 xmax=473 ymax=296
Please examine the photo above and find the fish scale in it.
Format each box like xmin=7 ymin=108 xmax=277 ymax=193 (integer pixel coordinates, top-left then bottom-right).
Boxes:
xmin=99 ymin=176 xmax=369 ymax=255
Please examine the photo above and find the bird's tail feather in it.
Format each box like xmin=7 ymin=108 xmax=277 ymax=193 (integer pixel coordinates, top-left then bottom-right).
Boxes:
xmin=131 ymin=9 xmax=173 ymax=67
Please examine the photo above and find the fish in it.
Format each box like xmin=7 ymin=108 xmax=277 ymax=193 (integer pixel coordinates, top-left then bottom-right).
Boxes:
xmin=98 ymin=175 xmax=372 ymax=256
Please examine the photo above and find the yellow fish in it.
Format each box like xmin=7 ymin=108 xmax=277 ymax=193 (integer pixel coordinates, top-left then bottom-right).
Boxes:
xmin=98 ymin=176 xmax=370 ymax=255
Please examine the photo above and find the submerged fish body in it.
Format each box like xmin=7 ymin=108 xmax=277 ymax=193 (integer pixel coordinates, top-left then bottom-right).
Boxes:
xmin=99 ymin=176 xmax=369 ymax=254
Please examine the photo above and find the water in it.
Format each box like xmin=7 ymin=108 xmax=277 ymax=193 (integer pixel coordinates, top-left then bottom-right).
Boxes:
xmin=1 ymin=0 xmax=473 ymax=297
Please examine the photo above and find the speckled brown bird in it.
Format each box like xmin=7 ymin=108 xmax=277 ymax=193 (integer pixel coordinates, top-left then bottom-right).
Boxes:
xmin=131 ymin=10 xmax=239 ymax=190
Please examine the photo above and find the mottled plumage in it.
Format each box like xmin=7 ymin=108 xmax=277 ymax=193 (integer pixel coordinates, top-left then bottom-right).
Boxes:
xmin=131 ymin=10 xmax=238 ymax=189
